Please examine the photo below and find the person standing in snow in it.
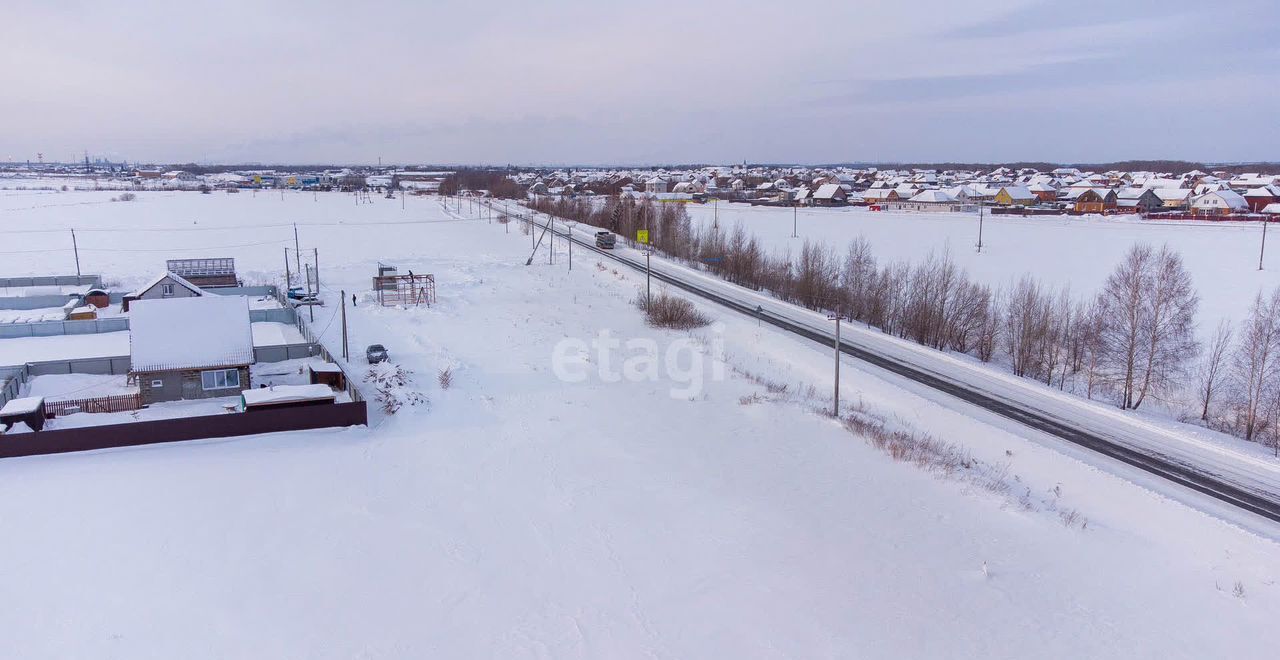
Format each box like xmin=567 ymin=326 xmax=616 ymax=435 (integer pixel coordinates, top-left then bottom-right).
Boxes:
xmin=351 ymin=293 xmax=357 ymax=307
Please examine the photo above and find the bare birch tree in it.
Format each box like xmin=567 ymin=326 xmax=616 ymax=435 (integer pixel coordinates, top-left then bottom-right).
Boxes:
xmin=1130 ymin=246 xmax=1200 ymax=409
xmin=1098 ymin=244 xmax=1153 ymax=409
xmin=1233 ymin=290 xmax=1280 ymax=442
xmin=1197 ymin=319 xmax=1234 ymax=422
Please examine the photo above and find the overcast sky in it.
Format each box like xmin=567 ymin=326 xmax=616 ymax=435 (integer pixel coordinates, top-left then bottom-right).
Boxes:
xmin=2 ymin=0 xmax=1276 ymax=165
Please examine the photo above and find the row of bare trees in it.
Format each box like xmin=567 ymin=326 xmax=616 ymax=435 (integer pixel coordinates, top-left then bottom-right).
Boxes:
xmin=526 ymin=197 xmax=1279 ymax=452
xmin=1196 ymin=289 xmax=1280 ymax=454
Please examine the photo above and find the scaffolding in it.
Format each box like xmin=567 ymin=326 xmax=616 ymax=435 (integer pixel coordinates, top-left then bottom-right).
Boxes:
xmin=166 ymin=257 xmax=239 ymax=288
xmin=373 ymin=273 xmax=436 ymax=307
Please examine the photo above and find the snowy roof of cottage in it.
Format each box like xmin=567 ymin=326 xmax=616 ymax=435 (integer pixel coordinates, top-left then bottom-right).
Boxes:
xmin=814 ymin=183 xmax=843 ymax=199
xmin=1000 ymin=185 xmax=1034 ymax=199
xmin=909 ymin=190 xmax=957 ymax=203
xmin=130 ymin=295 xmax=254 ymax=372
xmin=1196 ymin=190 xmax=1248 ymax=208
xmin=241 ymin=384 xmax=335 ymax=407
xmin=129 ymin=271 xmax=203 ymax=299
xmin=1263 ymin=203 xmax=1280 ymax=214
xmin=1152 ymin=188 xmax=1191 ymax=201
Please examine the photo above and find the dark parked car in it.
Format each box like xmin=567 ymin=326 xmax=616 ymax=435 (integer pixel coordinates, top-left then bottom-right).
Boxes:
xmin=595 ymin=231 xmax=616 ymax=249
xmin=366 ymin=344 xmax=389 ymax=364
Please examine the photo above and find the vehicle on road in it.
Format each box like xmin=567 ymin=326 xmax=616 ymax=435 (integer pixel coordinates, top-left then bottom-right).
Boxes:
xmin=595 ymin=231 xmax=616 ymax=249
xmin=366 ymin=344 xmax=389 ymax=364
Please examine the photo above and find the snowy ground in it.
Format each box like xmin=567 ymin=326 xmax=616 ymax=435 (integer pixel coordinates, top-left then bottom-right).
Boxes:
xmin=32 ymin=396 xmax=242 ymax=431
xmin=0 ymin=307 xmax=68 ymax=323
xmin=687 ymin=203 xmax=1280 ymax=345
xmin=251 ymin=321 xmax=306 ymax=346
xmin=251 ymin=356 xmax=334 ymax=387
xmin=0 ymin=331 xmax=129 ymax=365
xmin=24 ymin=373 xmax=135 ymax=400
xmin=0 ymin=190 xmax=1276 ymax=658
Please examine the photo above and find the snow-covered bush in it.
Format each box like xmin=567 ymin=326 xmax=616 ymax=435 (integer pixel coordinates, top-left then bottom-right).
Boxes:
xmin=364 ymin=363 xmax=426 ymax=414
xmin=636 ymin=293 xmax=710 ymax=330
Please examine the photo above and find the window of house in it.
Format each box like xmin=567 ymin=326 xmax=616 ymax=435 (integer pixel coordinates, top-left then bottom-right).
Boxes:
xmin=162 ymin=283 xmax=175 ymax=296
xmin=201 ymin=369 xmax=241 ymax=390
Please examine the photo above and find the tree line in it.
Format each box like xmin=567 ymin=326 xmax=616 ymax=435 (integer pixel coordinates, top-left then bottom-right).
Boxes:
xmin=439 ymin=169 xmax=524 ymax=198
xmin=529 ymin=195 xmax=1280 ymax=454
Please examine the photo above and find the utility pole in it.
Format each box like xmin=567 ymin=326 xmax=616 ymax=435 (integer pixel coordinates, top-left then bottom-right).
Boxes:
xmin=70 ymin=229 xmax=81 ymax=278
xmin=977 ymin=199 xmax=985 ymax=253
xmin=713 ymin=197 xmax=718 ymax=229
xmin=293 ymin=223 xmax=302 ymax=275
xmin=792 ymin=203 xmax=798 ymax=238
xmin=284 ymin=247 xmax=291 ymax=287
xmin=829 ymin=313 xmax=844 ymax=417
xmin=314 ymin=247 xmax=320 ymax=291
xmin=306 ymin=265 xmax=315 ymax=323
xmin=549 ymin=214 xmax=554 ymax=265
xmin=1260 ymin=219 xmax=1269 ymax=271
xmin=340 ymin=289 xmax=349 ymax=360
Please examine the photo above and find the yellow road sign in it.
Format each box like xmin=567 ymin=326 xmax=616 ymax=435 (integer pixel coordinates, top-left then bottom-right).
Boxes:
xmin=636 ymin=229 xmax=649 ymax=244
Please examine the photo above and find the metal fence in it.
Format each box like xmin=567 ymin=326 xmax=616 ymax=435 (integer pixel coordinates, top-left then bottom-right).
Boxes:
xmin=249 ymin=307 xmax=296 ymax=324
xmin=253 ymin=343 xmax=320 ymax=363
xmin=0 ymin=275 xmax=101 ymax=289
xmin=0 ymin=400 xmax=368 ymax=460
xmin=0 ymin=317 xmax=129 ymax=339
xmin=25 ymin=356 xmax=132 ymax=376
xmin=0 ymin=366 xmax=30 ymax=411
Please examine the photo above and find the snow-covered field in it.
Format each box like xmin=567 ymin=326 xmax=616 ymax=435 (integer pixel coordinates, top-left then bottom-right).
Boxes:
xmin=0 ymin=189 xmax=1277 ymax=658
xmin=687 ymin=203 xmax=1280 ymax=344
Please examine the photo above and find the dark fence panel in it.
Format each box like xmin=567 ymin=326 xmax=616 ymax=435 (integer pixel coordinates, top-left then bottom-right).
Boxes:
xmin=0 ymin=401 xmax=368 ymax=459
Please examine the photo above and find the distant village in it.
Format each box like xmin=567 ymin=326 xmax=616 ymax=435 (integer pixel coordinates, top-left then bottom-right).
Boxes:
xmin=513 ymin=165 xmax=1280 ymax=219
xmin=5 ymin=161 xmax=1280 ymax=219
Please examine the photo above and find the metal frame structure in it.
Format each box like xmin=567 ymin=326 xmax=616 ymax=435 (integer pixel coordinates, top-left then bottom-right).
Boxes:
xmin=373 ymin=273 xmax=436 ymax=307
xmin=166 ymin=257 xmax=239 ymax=287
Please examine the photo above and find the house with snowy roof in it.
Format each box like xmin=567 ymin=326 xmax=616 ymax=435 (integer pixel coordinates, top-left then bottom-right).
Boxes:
xmin=1028 ymin=181 xmax=1058 ymax=203
xmin=1191 ymin=190 xmax=1249 ymax=216
xmin=1066 ymin=188 xmax=1117 ymax=214
xmin=1152 ymin=188 xmax=1192 ymax=209
xmin=1117 ymin=188 xmax=1162 ymax=213
xmin=1244 ymin=185 xmax=1280 ymax=212
xmin=887 ymin=189 xmax=971 ymax=212
xmin=129 ymin=295 xmax=255 ymax=404
xmin=812 ymin=183 xmax=848 ymax=206
xmin=121 ymin=271 xmax=204 ymax=312
xmin=993 ymin=186 xmax=1036 ymax=206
